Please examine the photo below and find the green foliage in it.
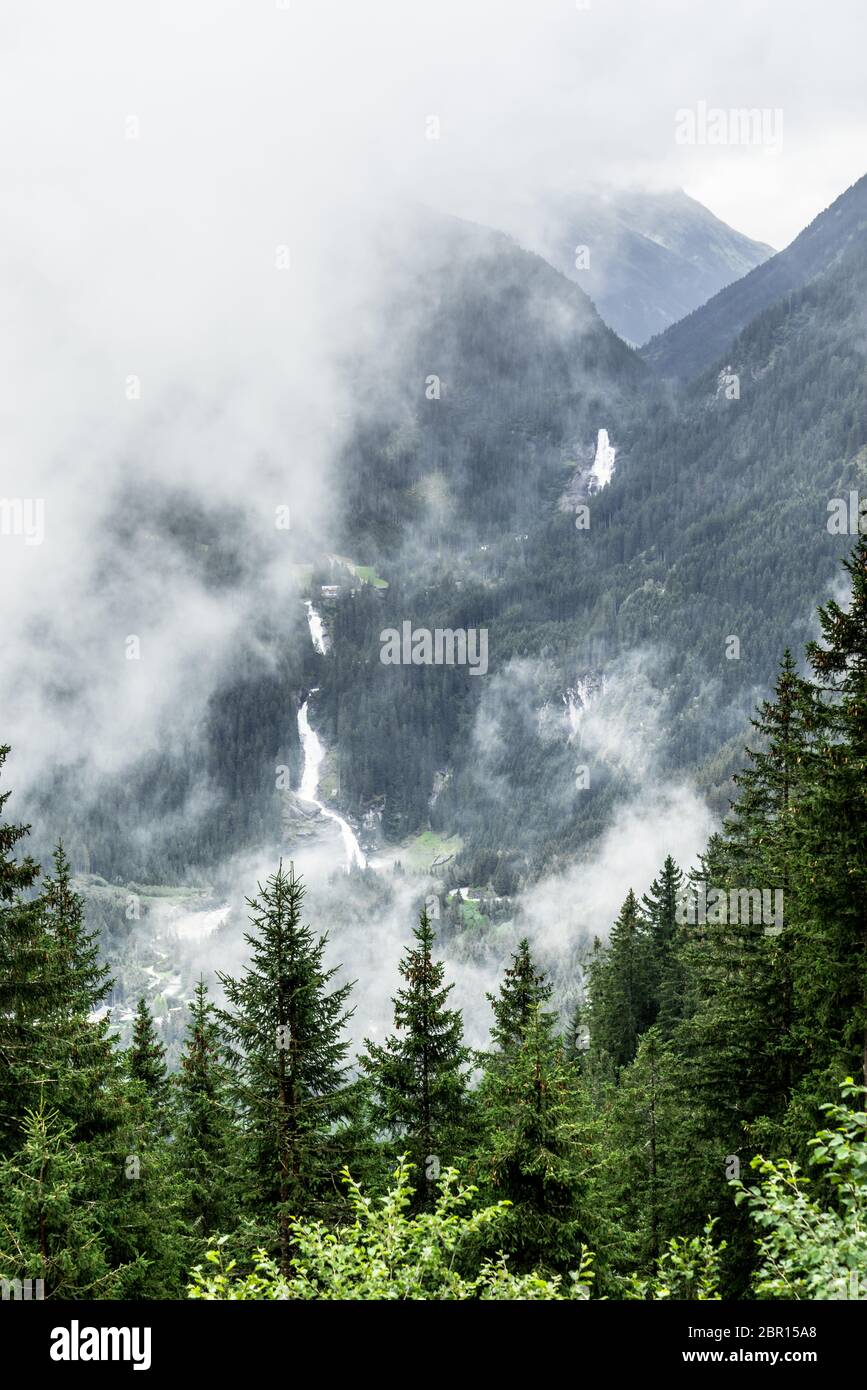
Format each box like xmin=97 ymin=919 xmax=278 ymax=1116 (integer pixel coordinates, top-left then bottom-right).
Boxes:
xmin=218 ymin=861 xmax=355 ymax=1266
xmin=3 ymin=532 xmax=867 ymax=1301
xmin=173 ymin=980 xmax=238 ymax=1245
xmin=486 ymin=936 xmax=556 ymax=1055
xmin=0 ymin=1101 xmax=120 ymax=1299
xmin=587 ymin=890 xmax=655 ymax=1069
xmin=476 ymin=1004 xmax=588 ymax=1272
xmin=621 ymin=1223 xmax=724 ymax=1301
xmin=188 ymin=1160 xmax=594 ymax=1301
xmin=733 ymin=1080 xmax=867 ymax=1300
xmin=361 ymin=909 xmax=471 ymax=1193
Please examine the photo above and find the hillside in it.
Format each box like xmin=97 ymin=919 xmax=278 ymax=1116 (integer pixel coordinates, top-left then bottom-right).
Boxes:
xmin=641 ymin=172 xmax=867 ymax=380
xmin=474 ymin=185 xmax=773 ymax=345
xmin=318 ymin=201 xmax=867 ymax=885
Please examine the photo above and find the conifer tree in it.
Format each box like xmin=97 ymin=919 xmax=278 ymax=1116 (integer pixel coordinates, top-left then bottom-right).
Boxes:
xmin=105 ymin=994 xmax=186 ymax=1297
xmin=0 ymin=747 xmax=50 ymax=1153
xmin=38 ymin=846 xmax=119 ymax=1143
xmin=218 ymin=862 xmax=354 ymax=1270
xmin=486 ymin=936 xmax=555 ymax=1055
xmin=641 ymin=855 xmax=685 ymax=1035
xmin=173 ymin=980 xmax=236 ymax=1242
xmin=726 ymin=651 xmax=817 ymax=876
xmin=476 ymin=998 xmax=586 ymax=1273
xmin=361 ymin=908 xmax=470 ymax=1198
xmin=128 ymin=997 xmax=170 ymax=1115
xmin=587 ymin=890 xmax=655 ymax=1068
xmin=0 ymin=1100 xmax=117 ymax=1299
xmin=797 ymin=538 xmax=867 ymax=1093
xmin=0 ymin=745 xmax=39 ymax=900
xmin=598 ymin=1027 xmax=684 ymax=1271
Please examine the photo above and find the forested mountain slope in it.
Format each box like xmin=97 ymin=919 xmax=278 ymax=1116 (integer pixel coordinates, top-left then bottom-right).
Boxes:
xmin=23 ymin=196 xmax=867 ymax=896
xmin=320 ymin=211 xmax=867 ymax=886
xmin=468 ymin=185 xmax=773 ymax=345
xmin=22 ymin=213 xmax=654 ymax=883
xmin=641 ymin=173 xmax=867 ymax=380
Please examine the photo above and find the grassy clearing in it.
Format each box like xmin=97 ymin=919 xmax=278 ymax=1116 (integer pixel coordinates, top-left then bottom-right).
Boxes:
xmin=399 ymin=830 xmax=463 ymax=873
xmin=353 ymin=564 xmax=389 ymax=589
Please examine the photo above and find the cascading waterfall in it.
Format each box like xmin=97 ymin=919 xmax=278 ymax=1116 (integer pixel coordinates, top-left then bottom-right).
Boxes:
xmin=304 ymin=599 xmax=329 ymax=655
xmin=588 ymin=428 xmax=616 ymax=493
xmin=563 ymin=675 xmax=603 ymax=744
xmin=297 ymin=603 xmax=366 ymax=871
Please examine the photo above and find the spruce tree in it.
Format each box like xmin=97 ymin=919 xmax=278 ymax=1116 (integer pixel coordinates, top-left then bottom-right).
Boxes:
xmin=476 ymin=999 xmax=586 ymax=1273
xmin=641 ymin=855 xmax=685 ymax=1035
xmin=218 ymin=862 xmax=354 ymax=1270
xmin=486 ymin=936 xmax=555 ymax=1055
xmin=361 ymin=908 xmax=470 ymax=1199
xmin=798 ymin=538 xmax=867 ymax=1093
xmin=0 ymin=744 xmax=39 ymax=899
xmin=0 ymin=747 xmax=50 ymax=1153
xmin=587 ymin=889 xmax=655 ymax=1068
xmin=598 ymin=1027 xmax=682 ymax=1272
xmin=173 ymin=980 xmax=236 ymax=1243
xmin=38 ymin=846 xmax=119 ymax=1143
xmin=0 ymin=1100 xmax=117 ymax=1299
xmin=128 ymin=997 xmax=170 ymax=1115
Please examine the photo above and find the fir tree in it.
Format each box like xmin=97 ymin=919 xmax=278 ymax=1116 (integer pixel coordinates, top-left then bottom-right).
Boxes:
xmin=218 ymin=862 xmax=354 ymax=1270
xmin=361 ymin=908 xmax=470 ymax=1199
xmin=486 ymin=936 xmax=555 ymax=1055
xmin=173 ymin=980 xmax=237 ymax=1243
xmin=598 ymin=1027 xmax=682 ymax=1271
xmin=0 ymin=1100 xmax=118 ymax=1299
xmin=476 ymin=1003 xmax=586 ymax=1273
xmin=641 ymin=855 xmax=685 ymax=1035
xmin=0 ymin=744 xmax=39 ymax=900
xmin=38 ymin=845 xmax=119 ymax=1144
xmin=587 ymin=890 xmax=655 ymax=1068
xmin=128 ymin=997 xmax=170 ymax=1114
xmin=798 ymin=538 xmax=867 ymax=1092
xmin=0 ymin=759 xmax=56 ymax=1153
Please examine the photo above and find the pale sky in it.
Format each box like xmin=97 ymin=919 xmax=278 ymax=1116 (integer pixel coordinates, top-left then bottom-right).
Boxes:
xmin=1 ymin=0 xmax=865 ymax=251
xmin=0 ymin=0 xmax=863 ymax=840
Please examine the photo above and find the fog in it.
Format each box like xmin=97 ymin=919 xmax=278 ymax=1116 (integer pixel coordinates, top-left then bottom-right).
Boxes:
xmin=2 ymin=0 xmax=863 ymax=1041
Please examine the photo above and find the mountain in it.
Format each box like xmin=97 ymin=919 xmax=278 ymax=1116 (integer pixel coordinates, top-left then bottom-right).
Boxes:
xmin=26 ymin=209 xmax=654 ymax=881
xmin=469 ymin=185 xmax=773 ymax=345
xmin=641 ymin=172 xmax=867 ymax=380
xmin=340 ymin=208 xmax=651 ymax=550
xmin=317 ymin=197 xmax=867 ymax=883
xmin=25 ymin=189 xmax=867 ymax=893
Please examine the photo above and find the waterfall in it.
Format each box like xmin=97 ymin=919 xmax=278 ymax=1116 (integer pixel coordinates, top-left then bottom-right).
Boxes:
xmin=588 ymin=428 xmax=616 ymax=493
xmin=304 ymin=599 xmax=329 ymax=655
xmin=297 ymin=600 xmax=366 ymax=871
xmin=563 ymin=675 xmax=602 ymax=744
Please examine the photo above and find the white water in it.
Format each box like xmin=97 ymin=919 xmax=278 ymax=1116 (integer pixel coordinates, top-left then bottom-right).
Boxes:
xmin=564 ymin=676 xmax=601 ymax=744
xmin=297 ymin=607 xmax=366 ymax=870
xmin=305 ymin=599 xmax=329 ymax=655
xmin=297 ymin=696 xmax=366 ymax=870
xmin=588 ymin=428 xmax=616 ymax=492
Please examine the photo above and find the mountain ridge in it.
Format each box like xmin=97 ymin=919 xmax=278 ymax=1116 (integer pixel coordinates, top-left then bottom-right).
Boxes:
xmin=641 ymin=172 xmax=867 ymax=380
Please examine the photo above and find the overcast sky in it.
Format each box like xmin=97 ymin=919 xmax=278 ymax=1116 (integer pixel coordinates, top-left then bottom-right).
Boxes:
xmin=1 ymin=0 xmax=865 ymax=799
xmin=1 ymin=0 xmax=865 ymax=251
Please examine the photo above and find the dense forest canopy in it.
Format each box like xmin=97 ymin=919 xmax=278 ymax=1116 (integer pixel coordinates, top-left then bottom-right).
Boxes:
xmin=1 ymin=538 xmax=866 ymax=1300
